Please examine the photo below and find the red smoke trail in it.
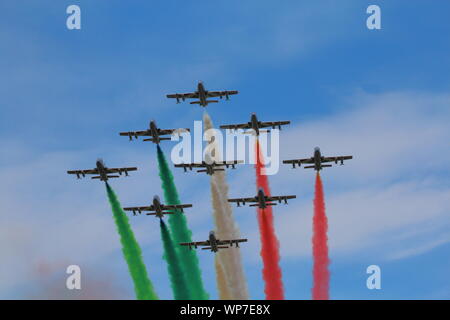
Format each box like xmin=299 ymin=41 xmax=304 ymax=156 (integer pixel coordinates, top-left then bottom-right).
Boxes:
xmin=255 ymin=140 xmax=284 ymax=300
xmin=312 ymin=172 xmax=330 ymax=300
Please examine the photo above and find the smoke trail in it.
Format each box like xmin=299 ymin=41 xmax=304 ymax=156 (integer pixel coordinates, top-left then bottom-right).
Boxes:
xmin=105 ymin=183 xmax=158 ymax=300
xmin=255 ymin=140 xmax=285 ymax=300
xmin=215 ymin=256 xmax=232 ymax=300
xmin=156 ymin=145 xmax=209 ymax=300
xmin=204 ymin=112 xmax=249 ymax=300
xmin=159 ymin=219 xmax=191 ymax=300
xmin=312 ymin=172 xmax=330 ymax=300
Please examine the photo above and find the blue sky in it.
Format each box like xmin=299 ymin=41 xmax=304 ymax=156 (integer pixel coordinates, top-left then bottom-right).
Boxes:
xmin=0 ymin=1 xmax=449 ymax=299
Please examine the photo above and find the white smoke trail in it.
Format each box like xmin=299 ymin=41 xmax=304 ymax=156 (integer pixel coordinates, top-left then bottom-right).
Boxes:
xmin=215 ymin=256 xmax=232 ymax=300
xmin=204 ymin=112 xmax=249 ymax=300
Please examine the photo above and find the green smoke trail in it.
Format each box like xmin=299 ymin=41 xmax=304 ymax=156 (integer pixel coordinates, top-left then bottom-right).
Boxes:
xmin=160 ymin=219 xmax=191 ymax=299
xmin=105 ymin=182 xmax=159 ymax=300
xmin=156 ymin=145 xmax=209 ymax=300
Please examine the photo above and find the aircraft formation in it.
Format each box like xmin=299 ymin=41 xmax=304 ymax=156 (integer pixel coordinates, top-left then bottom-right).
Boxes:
xmin=67 ymin=80 xmax=353 ymax=252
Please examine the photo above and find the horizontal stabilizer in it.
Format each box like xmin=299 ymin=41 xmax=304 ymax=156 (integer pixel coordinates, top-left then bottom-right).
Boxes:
xmin=107 ymin=175 xmax=120 ymax=178
xmin=304 ymin=165 xmax=315 ymax=169
xmin=217 ymin=246 xmax=229 ymax=249
xmin=322 ymin=165 xmax=332 ymax=168
xmin=143 ymin=137 xmax=171 ymax=142
xmin=201 ymin=247 xmax=212 ymax=250
xmin=190 ymin=100 xmax=218 ymax=104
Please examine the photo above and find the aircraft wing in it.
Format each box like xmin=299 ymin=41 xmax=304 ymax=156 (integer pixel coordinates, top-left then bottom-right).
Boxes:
xmin=123 ymin=206 xmax=154 ymax=214
xmin=267 ymin=195 xmax=296 ymax=203
xmin=283 ymin=157 xmax=315 ymax=165
xmin=218 ymin=238 xmax=248 ymax=246
xmin=166 ymin=92 xmax=199 ymax=99
xmin=219 ymin=122 xmax=251 ymax=130
xmin=180 ymin=241 xmax=210 ymax=247
xmin=163 ymin=204 xmax=193 ymax=211
xmin=321 ymin=155 xmax=353 ymax=164
xmin=106 ymin=167 xmax=138 ymax=173
xmin=119 ymin=130 xmax=151 ymax=138
xmin=206 ymin=90 xmax=238 ymax=98
xmin=209 ymin=160 xmax=244 ymax=167
xmin=228 ymin=197 xmax=258 ymax=204
xmin=158 ymin=128 xmax=190 ymax=136
xmin=175 ymin=163 xmax=206 ymax=168
xmin=67 ymin=168 xmax=99 ymax=176
xmin=259 ymin=120 xmax=291 ymax=129
xmin=174 ymin=163 xmax=203 ymax=169
xmin=221 ymin=160 xmax=244 ymax=165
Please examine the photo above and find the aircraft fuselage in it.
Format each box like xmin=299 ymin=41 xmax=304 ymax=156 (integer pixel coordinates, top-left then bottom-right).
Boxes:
xmin=314 ymin=147 xmax=323 ymax=171
xmin=206 ymin=164 xmax=215 ymax=175
xmin=96 ymin=160 xmax=108 ymax=181
xmin=197 ymin=82 xmax=208 ymax=107
xmin=209 ymin=231 xmax=218 ymax=252
xmin=257 ymin=188 xmax=268 ymax=209
xmin=149 ymin=120 xmax=160 ymax=144
xmin=250 ymin=113 xmax=260 ymax=135
xmin=152 ymin=196 xmax=164 ymax=218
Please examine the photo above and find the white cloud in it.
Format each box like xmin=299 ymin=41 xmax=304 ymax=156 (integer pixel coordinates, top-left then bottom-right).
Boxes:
xmin=386 ymin=234 xmax=450 ymax=261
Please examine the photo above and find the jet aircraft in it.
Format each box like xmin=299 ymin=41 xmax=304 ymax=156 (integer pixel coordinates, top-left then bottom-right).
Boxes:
xmin=283 ymin=147 xmax=353 ymax=171
xmin=123 ymin=195 xmax=192 ymax=218
xmin=67 ymin=159 xmax=137 ymax=182
xmin=228 ymin=188 xmax=296 ymax=209
xmin=180 ymin=231 xmax=247 ymax=252
xmin=166 ymin=81 xmax=238 ymax=107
